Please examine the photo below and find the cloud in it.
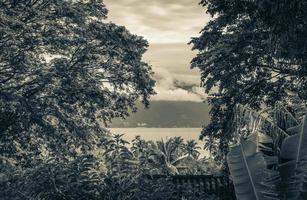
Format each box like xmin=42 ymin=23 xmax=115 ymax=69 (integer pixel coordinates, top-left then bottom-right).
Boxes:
xmin=103 ymin=0 xmax=210 ymax=101
xmin=104 ymin=0 xmax=211 ymax=43
xmin=144 ymin=43 xmax=199 ymax=74
xmin=152 ymin=67 xmax=206 ymax=102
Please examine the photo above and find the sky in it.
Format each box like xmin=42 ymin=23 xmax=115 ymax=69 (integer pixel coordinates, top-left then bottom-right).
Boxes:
xmin=104 ymin=0 xmax=211 ymax=102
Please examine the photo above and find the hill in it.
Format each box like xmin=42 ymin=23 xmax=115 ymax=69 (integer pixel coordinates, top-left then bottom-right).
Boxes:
xmin=109 ymin=101 xmax=210 ymax=128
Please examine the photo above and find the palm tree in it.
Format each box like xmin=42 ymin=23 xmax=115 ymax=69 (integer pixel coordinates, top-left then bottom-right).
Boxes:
xmin=171 ymin=136 xmax=185 ymax=157
xmin=184 ymin=140 xmax=201 ymax=159
xmin=148 ymin=138 xmax=188 ymax=175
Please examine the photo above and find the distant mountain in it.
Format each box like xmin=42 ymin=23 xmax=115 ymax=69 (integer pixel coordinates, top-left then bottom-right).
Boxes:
xmin=109 ymin=101 xmax=210 ymax=128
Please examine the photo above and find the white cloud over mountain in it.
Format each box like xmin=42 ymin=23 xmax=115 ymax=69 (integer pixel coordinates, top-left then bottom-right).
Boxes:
xmin=152 ymin=66 xmax=206 ymax=102
xmin=104 ymin=0 xmax=211 ymax=101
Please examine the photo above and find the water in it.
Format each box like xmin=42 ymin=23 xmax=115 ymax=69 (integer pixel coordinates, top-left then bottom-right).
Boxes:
xmin=109 ymin=128 xmax=209 ymax=157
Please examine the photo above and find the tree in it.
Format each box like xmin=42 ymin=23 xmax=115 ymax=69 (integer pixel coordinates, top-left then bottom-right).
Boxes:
xmin=131 ymin=135 xmax=149 ymax=158
xmin=184 ymin=140 xmax=200 ymax=159
xmin=148 ymin=138 xmax=188 ymax=175
xmin=131 ymin=135 xmax=152 ymax=174
xmin=101 ymin=134 xmax=139 ymax=200
xmin=0 ymin=0 xmax=155 ymax=164
xmin=191 ymin=0 xmax=307 ymax=162
xmin=102 ymin=134 xmax=131 ymax=166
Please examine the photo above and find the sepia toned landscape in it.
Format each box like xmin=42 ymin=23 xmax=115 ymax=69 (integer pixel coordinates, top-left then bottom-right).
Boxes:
xmin=1 ymin=1 xmax=307 ymax=200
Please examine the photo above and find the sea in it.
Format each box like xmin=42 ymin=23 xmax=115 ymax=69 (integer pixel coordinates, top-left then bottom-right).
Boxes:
xmin=109 ymin=128 xmax=209 ymax=157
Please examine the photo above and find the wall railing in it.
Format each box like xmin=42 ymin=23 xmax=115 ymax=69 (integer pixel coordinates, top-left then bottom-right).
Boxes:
xmin=149 ymin=174 xmax=236 ymax=199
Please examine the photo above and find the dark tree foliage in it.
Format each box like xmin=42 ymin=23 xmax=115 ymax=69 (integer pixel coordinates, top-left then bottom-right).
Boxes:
xmin=0 ymin=0 xmax=155 ymax=165
xmin=191 ymin=0 xmax=307 ymax=161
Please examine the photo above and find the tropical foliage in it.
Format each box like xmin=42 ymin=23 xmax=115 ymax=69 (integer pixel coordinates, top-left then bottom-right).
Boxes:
xmin=0 ymin=0 xmax=155 ymax=167
xmin=0 ymin=0 xmax=157 ymax=199
xmin=228 ymin=104 xmax=307 ymax=200
xmin=191 ymin=0 xmax=307 ymax=164
xmin=103 ymin=134 xmax=220 ymax=176
xmin=1 ymin=133 xmax=220 ymax=199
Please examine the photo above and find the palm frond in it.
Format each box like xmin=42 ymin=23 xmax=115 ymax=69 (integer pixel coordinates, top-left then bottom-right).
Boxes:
xmin=171 ymin=155 xmax=188 ymax=166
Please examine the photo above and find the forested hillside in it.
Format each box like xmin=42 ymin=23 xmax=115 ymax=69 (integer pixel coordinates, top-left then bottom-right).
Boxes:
xmin=110 ymin=101 xmax=210 ymax=127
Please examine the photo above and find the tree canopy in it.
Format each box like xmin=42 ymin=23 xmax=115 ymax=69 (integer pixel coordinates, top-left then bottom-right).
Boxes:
xmin=191 ymin=0 xmax=307 ymax=160
xmin=0 ymin=0 xmax=155 ymax=165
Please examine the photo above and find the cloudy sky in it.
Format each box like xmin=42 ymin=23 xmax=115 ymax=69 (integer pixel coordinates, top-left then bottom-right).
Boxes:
xmin=104 ymin=0 xmax=211 ymax=101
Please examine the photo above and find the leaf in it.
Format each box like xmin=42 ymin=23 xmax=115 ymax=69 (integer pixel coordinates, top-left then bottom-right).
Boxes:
xmin=257 ymin=132 xmax=278 ymax=168
xmin=228 ymin=134 xmax=279 ymax=200
xmin=279 ymin=115 xmax=307 ymax=199
xmin=171 ymin=154 xmax=188 ymax=165
xmin=286 ymin=125 xmax=302 ymax=136
xmin=301 ymin=174 xmax=307 ymax=199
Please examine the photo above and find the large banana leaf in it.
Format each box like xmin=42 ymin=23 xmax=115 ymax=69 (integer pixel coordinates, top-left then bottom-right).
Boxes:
xmin=302 ymin=174 xmax=307 ymax=199
xmin=227 ymin=134 xmax=279 ymax=200
xmin=274 ymin=103 xmax=300 ymax=132
xmin=233 ymin=104 xmax=290 ymax=155
xmin=279 ymin=115 xmax=307 ymax=199
xmin=286 ymin=125 xmax=301 ymax=135
xmin=258 ymin=132 xmax=279 ymax=168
